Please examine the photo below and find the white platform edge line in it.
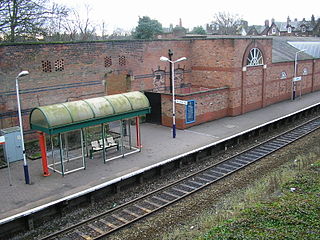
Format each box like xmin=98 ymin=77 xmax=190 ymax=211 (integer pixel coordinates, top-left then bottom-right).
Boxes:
xmin=1 ymin=101 xmax=319 ymax=225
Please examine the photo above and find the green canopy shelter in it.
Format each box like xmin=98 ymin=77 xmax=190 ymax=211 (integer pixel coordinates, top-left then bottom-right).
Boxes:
xmin=30 ymin=91 xmax=150 ymax=176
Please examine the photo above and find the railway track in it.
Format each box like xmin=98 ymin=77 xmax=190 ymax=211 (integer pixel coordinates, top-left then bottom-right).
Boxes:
xmin=41 ymin=116 xmax=320 ymax=240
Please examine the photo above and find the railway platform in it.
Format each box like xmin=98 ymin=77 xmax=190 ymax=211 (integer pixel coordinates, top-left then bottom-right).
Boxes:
xmin=0 ymin=91 xmax=320 ymax=226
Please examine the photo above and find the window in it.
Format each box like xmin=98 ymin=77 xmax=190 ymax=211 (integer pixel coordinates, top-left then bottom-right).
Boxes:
xmin=272 ymin=27 xmax=276 ymax=35
xmin=280 ymin=71 xmax=287 ymax=79
xmin=301 ymin=26 xmax=306 ymax=33
xmin=288 ymin=27 xmax=292 ymax=33
xmin=246 ymin=48 xmax=264 ymax=66
xmin=303 ymin=68 xmax=308 ymax=75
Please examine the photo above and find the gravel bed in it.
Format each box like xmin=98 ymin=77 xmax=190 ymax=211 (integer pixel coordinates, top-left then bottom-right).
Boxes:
xmin=111 ymin=126 xmax=320 ymax=240
xmin=12 ymin=113 xmax=319 ymax=240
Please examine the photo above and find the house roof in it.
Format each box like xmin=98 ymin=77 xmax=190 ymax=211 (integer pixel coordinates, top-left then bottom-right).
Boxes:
xmin=272 ymin=19 xmax=315 ymax=32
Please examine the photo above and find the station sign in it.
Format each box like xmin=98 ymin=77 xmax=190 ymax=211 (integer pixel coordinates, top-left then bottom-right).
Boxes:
xmin=293 ymin=76 xmax=302 ymax=82
xmin=175 ymin=99 xmax=188 ymax=105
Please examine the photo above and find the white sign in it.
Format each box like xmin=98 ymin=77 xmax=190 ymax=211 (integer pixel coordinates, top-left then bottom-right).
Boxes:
xmin=175 ymin=99 xmax=188 ymax=105
xmin=293 ymin=76 xmax=302 ymax=82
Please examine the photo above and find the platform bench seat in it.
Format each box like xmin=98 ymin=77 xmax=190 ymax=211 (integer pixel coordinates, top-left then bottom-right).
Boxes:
xmin=89 ymin=137 xmax=119 ymax=159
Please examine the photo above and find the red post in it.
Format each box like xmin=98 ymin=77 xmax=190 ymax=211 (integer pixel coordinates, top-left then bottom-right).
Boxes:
xmin=135 ymin=116 xmax=141 ymax=148
xmin=38 ymin=131 xmax=50 ymax=176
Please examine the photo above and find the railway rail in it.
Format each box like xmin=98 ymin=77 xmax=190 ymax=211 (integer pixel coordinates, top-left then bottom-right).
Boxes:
xmin=40 ymin=116 xmax=320 ymax=240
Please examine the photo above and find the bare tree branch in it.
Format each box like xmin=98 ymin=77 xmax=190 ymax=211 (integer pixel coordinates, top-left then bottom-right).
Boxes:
xmin=210 ymin=12 xmax=244 ymax=35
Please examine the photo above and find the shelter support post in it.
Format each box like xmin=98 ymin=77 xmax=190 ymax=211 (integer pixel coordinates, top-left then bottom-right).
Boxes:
xmin=38 ymin=131 xmax=50 ymax=176
xmin=59 ymin=133 xmax=64 ymax=176
xmin=102 ymin=123 xmax=106 ymax=163
xmin=50 ymin=136 xmax=56 ymax=172
xmin=135 ymin=116 xmax=141 ymax=150
xmin=84 ymin=128 xmax=89 ymax=157
xmin=120 ymin=120 xmax=124 ymax=158
xmin=80 ymin=128 xmax=86 ymax=169
xmin=128 ymin=119 xmax=132 ymax=150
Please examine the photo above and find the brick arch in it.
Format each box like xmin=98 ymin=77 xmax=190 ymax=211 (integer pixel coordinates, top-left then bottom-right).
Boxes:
xmin=242 ymin=41 xmax=266 ymax=67
xmin=241 ymin=40 xmax=267 ymax=114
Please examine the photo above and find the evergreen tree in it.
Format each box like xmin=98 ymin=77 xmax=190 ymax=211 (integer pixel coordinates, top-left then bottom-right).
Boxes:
xmin=133 ymin=16 xmax=163 ymax=40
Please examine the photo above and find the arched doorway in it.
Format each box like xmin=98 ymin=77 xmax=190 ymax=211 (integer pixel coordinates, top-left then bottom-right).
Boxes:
xmin=242 ymin=47 xmax=265 ymax=113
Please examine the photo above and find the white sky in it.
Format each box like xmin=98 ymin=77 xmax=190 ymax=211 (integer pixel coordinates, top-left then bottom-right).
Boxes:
xmin=54 ymin=0 xmax=319 ymax=34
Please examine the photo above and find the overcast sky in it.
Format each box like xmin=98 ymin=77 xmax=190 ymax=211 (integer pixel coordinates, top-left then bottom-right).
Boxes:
xmin=54 ymin=0 xmax=319 ymax=34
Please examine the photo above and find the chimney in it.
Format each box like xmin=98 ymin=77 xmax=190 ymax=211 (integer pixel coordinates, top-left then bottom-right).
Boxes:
xmin=287 ymin=16 xmax=291 ymax=25
xmin=265 ymin=19 xmax=269 ymax=27
xmin=179 ymin=18 xmax=182 ymax=27
xmin=271 ymin=18 xmax=275 ymax=24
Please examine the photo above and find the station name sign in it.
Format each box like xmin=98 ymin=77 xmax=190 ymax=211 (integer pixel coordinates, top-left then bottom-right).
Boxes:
xmin=175 ymin=99 xmax=188 ymax=105
xmin=292 ymin=76 xmax=302 ymax=82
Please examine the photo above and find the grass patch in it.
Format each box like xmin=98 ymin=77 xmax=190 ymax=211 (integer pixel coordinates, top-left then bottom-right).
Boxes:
xmin=161 ymin=152 xmax=320 ymax=240
xmin=201 ymin=160 xmax=320 ymax=240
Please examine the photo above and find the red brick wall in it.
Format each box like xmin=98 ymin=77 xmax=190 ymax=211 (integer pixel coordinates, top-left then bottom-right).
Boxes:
xmin=0 ymin=40 xmax=192 ymax=132
xmin=188 ymin=38 xmax=274 ymax=116
xmin=313 ymin=60 xmax=320 ymax=91
xmin=161 ymin=87 xmax=229 ymax=129
xmin=0 ymin=38 xmax=319 ymax=136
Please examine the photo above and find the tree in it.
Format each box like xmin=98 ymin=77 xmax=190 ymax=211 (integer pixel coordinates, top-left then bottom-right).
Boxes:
xmin=191 ymin=26 xmax=206 ymax=35
xmin=0 ymin=0 xmax=51 ymax=42
xmin=44 ymin=4 xmax=97 ymax=42
xmin=210 ymin=12 xmax=243 ymax=35
xmin=133 ymin=16 xmax=162 ymax=39
xmin=43 ymin=2 xmax=70 ymax=41
xmin=0 ymin=0 xmax=70 ymax=42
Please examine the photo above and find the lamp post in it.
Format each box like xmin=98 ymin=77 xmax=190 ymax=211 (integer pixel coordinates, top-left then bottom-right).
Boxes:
xmin=160 ymin=56 xmax=187 ymax=138
xmin=292 ymin=49 xmax=306 ymax=100
xmin=15 ymin=71 xmax=30 ymax=184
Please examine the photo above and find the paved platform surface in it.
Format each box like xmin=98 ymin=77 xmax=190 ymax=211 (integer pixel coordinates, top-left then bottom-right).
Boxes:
xmin=1 ymin=92 xmax=320 ymax=223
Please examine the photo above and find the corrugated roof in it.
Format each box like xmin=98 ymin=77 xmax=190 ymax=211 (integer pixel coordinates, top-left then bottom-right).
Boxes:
xmin=288 ymin=41 xmax=320 ymax=58
xmin=272 ymin=37 xmax=318 ymax=63
xmin=30 ymin=91 xmax=151 ymax=134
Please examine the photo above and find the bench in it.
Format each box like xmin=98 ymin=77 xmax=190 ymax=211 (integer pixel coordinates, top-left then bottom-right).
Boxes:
xmin=89 ymin=136 xmax=119 ymax=159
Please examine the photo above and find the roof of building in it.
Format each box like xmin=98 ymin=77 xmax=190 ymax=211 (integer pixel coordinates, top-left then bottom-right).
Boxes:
xmin=272 ymin=37 xmax=319 ymax=63
xmin=288 ymin=41 xmax=320 ymax=58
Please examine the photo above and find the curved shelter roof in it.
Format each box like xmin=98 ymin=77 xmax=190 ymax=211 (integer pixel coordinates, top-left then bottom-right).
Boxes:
xmin=30 ymin=91 xmax=151 ymax=134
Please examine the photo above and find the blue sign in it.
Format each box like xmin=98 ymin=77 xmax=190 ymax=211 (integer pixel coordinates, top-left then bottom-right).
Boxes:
xmin=186 ymin=100 xmax=196 ymax=124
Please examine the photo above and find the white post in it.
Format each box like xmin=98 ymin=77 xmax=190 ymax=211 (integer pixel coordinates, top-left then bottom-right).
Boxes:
xmin=15 ymin=71 xmax=30 ymax=184
xmin=293 ymin=49 xmax=305 ymax=100
xmin=171 ymin=63 xmax=176 ymax=138
xmin=160 ymin=56 xmax=186 ymax=138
